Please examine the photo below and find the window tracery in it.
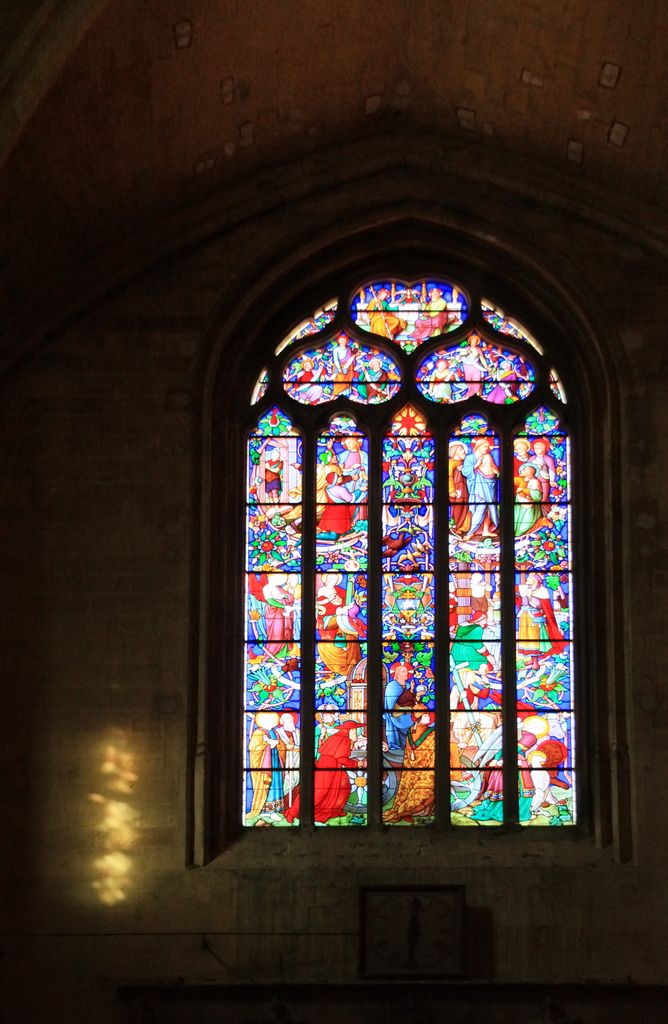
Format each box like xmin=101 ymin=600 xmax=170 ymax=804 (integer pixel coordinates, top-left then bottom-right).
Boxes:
xmin=242 ymin=276 xmax=574 ymax=829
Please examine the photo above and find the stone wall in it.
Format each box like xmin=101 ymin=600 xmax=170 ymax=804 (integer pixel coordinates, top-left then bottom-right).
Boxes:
xmin=2 ymin=138 xmax=667 ymax=1022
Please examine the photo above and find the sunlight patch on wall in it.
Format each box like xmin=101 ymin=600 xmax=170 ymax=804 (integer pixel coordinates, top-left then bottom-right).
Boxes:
xmin=89 ymin=732 xmax=139 ymax=905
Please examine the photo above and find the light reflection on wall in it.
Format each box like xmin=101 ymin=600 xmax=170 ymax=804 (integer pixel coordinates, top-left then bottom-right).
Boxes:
xmin=89 ymin=732 xmax=139 ymax=905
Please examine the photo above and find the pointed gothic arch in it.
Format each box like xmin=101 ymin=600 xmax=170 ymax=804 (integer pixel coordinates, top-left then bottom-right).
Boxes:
xmin=197 ymin=222 xmax=628 ymax=861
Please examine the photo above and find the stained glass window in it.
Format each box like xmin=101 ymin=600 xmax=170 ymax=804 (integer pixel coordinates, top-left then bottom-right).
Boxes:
xmin=352 ymin=278 xmax=468 ymax=353
xmin=283 ymin=334 xmax=401 ymax=405
xmin=274 ymin=299 xmax=338 ymax=355
xmin=244 ymin=408 xmax=302 ymax=826
xmin=481 ymin=299 xmax=544 ymax=355
xmin=416 ymin=335 xmax=536 ymax=404
xmin=241 ymin=277 xmax=574 ymax=829
xmin=382 ymin=406 xmax=436 ymax=824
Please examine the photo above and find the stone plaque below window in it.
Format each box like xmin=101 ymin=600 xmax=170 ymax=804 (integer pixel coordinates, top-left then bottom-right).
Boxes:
xmin=359 ymin=885 xmax=465 ymax=979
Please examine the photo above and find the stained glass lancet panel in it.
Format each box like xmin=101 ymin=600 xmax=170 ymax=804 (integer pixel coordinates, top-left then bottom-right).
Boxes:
xmin=313 ymin=414 xmax=369 ymax=825
xmin=381 ymin=406 xmax=436 ymax=825
xmin=448 ymin=414 xmax=504 ymax=825
xmin=515 ymin=406 xmax=575 ymax=825
xmin=416 ymin=334 xmax=536 ymax=405
xmin=244 ymin=407 xmax=302 ymax=827
xmin=351 ymin=279 xmax=468 ymax=354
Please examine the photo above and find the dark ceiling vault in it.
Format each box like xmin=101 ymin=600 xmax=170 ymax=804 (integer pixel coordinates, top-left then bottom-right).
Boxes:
xmin=1 ymin=0 xmax=666 ymax=363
